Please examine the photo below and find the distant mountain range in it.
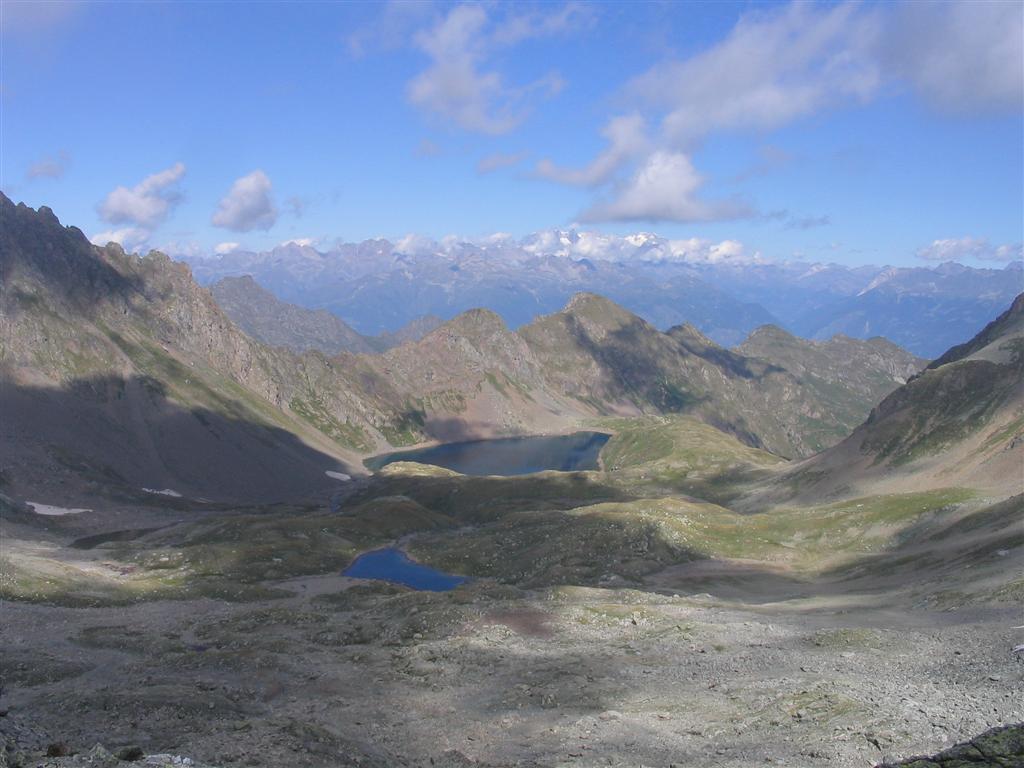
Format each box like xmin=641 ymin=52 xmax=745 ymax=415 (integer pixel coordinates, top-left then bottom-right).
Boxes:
xmin=185 ymin=230 xmax=1022 ymax=356
xmin=1 ymin=194 xmax=932 ymax=506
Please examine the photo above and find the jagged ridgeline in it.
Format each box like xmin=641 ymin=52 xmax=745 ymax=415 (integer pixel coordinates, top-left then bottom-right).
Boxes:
xmin=2 ymin=193 xmax=924 ymax=501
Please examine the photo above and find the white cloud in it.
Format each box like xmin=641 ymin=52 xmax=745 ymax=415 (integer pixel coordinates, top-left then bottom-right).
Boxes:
xmin=582 ymin=152 xmax=748 ymax=223
xmin=347 ymin=0 xmax=434 ymax=58
xmin=214 ymin=241 xmax=241 ymax=255
xmin=26 ymin=150 xmax=70 ymax=180
xmin=279 ymin=237 xmax=317 ymax=248
xmin=537 ymin=114 xmax=648 ymax=186
xmin=884 ymin=1 xmax=1023 ymax=113
xmin=540 ymin=1 xmax=1023 ymax=224
xmin=517 ymin=229 xmax=764 ymax=264
xmin=157 ymin=239 xmax=205 ymax=259
xmin=477 ymin=151 xmax=527 ymax=174
xmin=406 ymin=3 xmax=576 ymax=134
xmin=490 ymin=2 xmax=593 ymax=46
xmin=395 ymin=233 xmax=439 ymax=254
xmin=212 ymin=170 xmax=278 ymax=232
xmin=916 ymin=237 xmax=1023 ymax=263
xmin=630 ymin=2 xmax=880 ymax=147
xmin=408 ymin=5 xmax=521 ymax=135
xmin=628 ymin=1 xmax=1023 ymax=140
xmin=98 ymin=162 xmax=186 ymax=229
xmin=89 ymin=227 xmax=150 ymax=251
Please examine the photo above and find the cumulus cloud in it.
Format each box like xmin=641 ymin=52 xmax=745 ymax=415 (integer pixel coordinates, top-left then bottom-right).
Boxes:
xmin=98 ymin=162 xmax=186 ymax=229
xmin=408 ymin=5 xmax=522 ymax=134
xmin=539 ymin=3 xmax=879 ymax=222
xmin=630 ymin=3 xmax=880 ymax=147
xmin=517 ymin=229 xmax=764 ymax=264
xmin=347 ymin=0 xmax=434 ymax=58
xmin=628 ymin=1 xmax=1022 ymax=141
xmin=395 ymin=233 xmax=439 ymax=255
xmin=89 ymin=227 xmax=151 ymax=251
xmin=279 ymin=237 xmax=317 ymax=248
xmin=541 ymin=1 xmax=1023 ymax=224
xmin=214 ymin=242 xmax=241 ymax=255
xmin=582 ymin=152 xmax=748 ymax=223
xmin=883 ymin=1 xmax=1023 ymax=113
xmin=212 ymin=170 xmax=278 ymax=232
xmin=490 ymin=2 xmax=593 ymax=46
xmin=537 ymin=114 xmax=648 ymax=186
xmin=26 ymin=150 xmax=70 ymax=180
xmin=916 ymin=237 xmax=1023 ymax=263
xmin=477 ymin=151 xmax=527 ymax=174
xmin=407 ymin=3 xmax=577 ymax=134
xmin=157 ymin=239 xmax=206 ymax=259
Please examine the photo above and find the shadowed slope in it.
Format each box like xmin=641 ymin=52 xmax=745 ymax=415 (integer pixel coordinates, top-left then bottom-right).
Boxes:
xmin=0 ymin=375 xmax=348 ymax=504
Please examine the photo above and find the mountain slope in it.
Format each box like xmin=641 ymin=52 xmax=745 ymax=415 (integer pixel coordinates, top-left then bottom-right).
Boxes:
xmin=517 ymin=293 xmax=925 ymax=457
xmin=1 ymin=193 xmax=933 ymax=508
xmin=0 ymin=195 xmax=409 ymax=501
xmin=781 ymin=293 xmax=1024 ymax=499
xmin=210 ymin=275 xmax=377 ymax=354
xmin=209 ymin=275 xmax=443 ymax=355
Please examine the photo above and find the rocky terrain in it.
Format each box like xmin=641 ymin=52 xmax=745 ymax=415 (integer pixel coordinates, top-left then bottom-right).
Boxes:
xmin=2 ymin=194 xmax=1021 ymax=767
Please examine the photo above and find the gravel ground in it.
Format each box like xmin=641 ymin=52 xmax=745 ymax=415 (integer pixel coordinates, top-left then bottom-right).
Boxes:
xmin=2 ymin=574 xmax=1021 ymax=768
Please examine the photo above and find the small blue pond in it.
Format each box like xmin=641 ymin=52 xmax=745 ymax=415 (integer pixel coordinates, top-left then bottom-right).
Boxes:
xmin=364 ymin=430 xmax=610 ymax=476
xmin=343 ymin=547 xmax=467 ymax=591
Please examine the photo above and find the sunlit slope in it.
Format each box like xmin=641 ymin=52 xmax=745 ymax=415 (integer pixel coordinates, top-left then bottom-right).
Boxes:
xmin=6 ymin=415 xmax=1017 ymax=610
xmin=779 ymin=294 xmax=1024 ymax=501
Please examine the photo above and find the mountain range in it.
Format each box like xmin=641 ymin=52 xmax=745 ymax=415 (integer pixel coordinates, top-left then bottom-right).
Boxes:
xmin=184 ymin=231 xmax=1022 ymax=357
xmin=1 ymin=193 xmax=928 ymax=505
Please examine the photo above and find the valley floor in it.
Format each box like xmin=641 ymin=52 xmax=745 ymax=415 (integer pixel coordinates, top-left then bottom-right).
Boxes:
xmin=3 ymin=558 xmax=1022 ymax=767
xmin=2 ymin=416 xmax=1021 ymax=767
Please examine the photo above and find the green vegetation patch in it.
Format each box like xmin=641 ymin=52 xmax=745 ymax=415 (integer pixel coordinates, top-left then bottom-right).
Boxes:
xmin=289 ymin=394 xmax=373 ymax=452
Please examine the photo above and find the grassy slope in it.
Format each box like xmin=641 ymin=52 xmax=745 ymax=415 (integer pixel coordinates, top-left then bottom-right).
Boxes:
xmin=5 ymin=416 xmax=1018 ymax=610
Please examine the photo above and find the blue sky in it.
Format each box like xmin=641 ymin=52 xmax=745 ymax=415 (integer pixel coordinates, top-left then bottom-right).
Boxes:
xmin=2 ymin=0 xmax=1022 ymax=267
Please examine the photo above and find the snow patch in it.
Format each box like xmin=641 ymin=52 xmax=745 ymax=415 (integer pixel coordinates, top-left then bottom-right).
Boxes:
xmin=143 ymin=488 xmax=183 ymax=498
xmin=27 ymin=502 xmax=91 ymax=516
